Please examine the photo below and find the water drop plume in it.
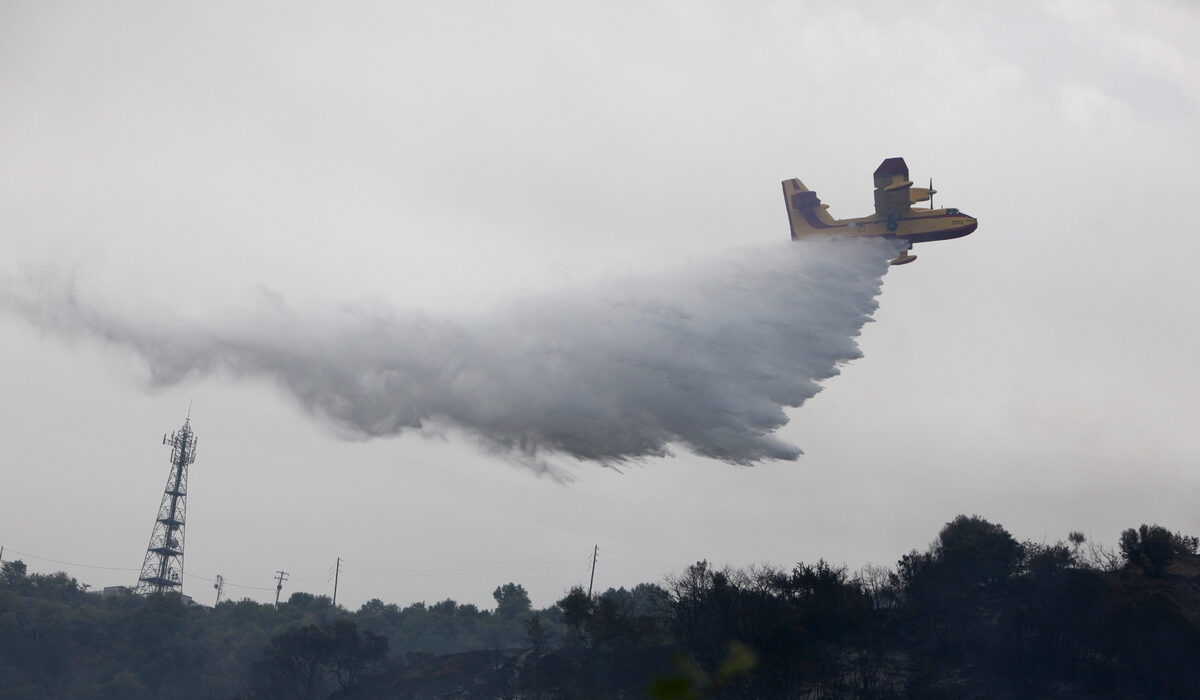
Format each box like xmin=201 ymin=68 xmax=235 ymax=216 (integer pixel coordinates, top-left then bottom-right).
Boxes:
xmin=2 ymin=238 xmax=897 ymax=475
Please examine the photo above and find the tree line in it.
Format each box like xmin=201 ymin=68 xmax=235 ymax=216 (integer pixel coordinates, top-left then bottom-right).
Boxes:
xmin=1 ymin=517 xmax=1198 ymax=698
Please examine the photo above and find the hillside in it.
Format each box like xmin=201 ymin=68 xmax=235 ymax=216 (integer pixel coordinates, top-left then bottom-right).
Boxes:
xmin=2 ymin=517 xmax=1198 ymax=699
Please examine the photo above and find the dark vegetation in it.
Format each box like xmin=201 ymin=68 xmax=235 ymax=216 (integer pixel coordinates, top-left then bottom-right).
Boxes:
xmin=2 ymin=516 xmax=1199 ymax=698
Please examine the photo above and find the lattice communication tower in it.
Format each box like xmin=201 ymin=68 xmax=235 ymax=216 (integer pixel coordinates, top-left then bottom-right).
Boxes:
xmin=134 ymin=417 xmax=198 ymax=595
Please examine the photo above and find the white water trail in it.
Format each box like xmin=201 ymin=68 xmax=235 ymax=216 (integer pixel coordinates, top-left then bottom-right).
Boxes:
xmin=1 ymin=238 xmax=897 ymax=476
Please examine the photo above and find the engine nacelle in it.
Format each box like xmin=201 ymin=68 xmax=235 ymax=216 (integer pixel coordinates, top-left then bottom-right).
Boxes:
xmin=909 ymin=187 xmax=934 ymax=204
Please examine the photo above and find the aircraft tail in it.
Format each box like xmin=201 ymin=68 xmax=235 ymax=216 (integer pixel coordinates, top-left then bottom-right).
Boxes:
xmin=782 ymin=178 xmax=840 ymax=240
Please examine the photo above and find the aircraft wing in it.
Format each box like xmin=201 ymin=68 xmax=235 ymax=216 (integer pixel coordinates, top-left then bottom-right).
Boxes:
xmin=872 ymin=157 xmax=914 ymax=218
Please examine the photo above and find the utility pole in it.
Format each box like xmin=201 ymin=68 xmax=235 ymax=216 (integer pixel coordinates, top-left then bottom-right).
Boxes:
xmin=332 ymin=557 xmax=342 ymax=608
xmin=587 ymin=545 xmax=598 ymax=598
xmin=274 ymin=570 xmax=289 ymax=609
xmin=213 ymin=574 xmax=225 ymax=606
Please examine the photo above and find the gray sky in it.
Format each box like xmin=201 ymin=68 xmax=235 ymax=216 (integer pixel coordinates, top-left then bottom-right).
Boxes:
xmin=2 ymin=0 xmax=1198 ymax=610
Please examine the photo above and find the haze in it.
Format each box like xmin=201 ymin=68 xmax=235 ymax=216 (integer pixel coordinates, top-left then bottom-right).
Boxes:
xmin=1 ymin=1 xmax=1197 ymax=611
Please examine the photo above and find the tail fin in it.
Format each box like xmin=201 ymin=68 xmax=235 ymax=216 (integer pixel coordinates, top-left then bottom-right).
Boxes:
xmin=782 ymin=178 xmax=839 ymax=240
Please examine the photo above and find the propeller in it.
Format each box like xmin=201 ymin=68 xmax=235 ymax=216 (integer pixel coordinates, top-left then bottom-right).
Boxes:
xmin=929 ymin=178 xmax=936 ymax=210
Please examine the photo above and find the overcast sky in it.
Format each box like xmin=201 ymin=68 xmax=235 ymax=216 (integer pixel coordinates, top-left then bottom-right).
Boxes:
xmin=2 ymin=1 xmax=1198 ymax=610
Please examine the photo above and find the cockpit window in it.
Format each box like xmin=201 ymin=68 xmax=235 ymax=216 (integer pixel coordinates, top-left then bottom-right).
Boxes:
xmin=946 ymin=208 xmax=959 ymax=215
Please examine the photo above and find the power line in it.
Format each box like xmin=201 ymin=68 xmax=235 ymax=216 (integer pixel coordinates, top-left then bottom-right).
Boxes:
xmin=342 ymin=551 xmax=583 ymax=570
xmin=600 ymin=548 xmax=686 ymax=569
xmin=0 ymin=543 xmax=688 ymax=604
xmin=182 ymin=571 xmax=276 ymax=592
xmin=287 ymin=565 xmax=335 ymax=583
xmin=1 ymin=548 xmax=140 ymax=573
xmin=338 ymin=552 xmax=587 ymax=578
xmin=596 ymin=549 xmax=686 ymax=579
xmin=339 ymin=561 xmax=579 ymax=578
xmin=0 ymin=548 xmax=291 ymax=596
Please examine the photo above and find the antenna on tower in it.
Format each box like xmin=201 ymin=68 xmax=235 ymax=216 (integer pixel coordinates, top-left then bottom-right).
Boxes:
xmin=135 ymin=415 xmax=198 ymax=596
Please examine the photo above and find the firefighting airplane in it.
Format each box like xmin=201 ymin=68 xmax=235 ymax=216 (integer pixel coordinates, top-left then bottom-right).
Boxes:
xmin=783 ymin=157 xmax=977 ymax=265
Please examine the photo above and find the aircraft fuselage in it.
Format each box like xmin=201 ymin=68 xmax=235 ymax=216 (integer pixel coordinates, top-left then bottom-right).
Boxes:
xmin=788 ymin=204 xmax=978 ymax=243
